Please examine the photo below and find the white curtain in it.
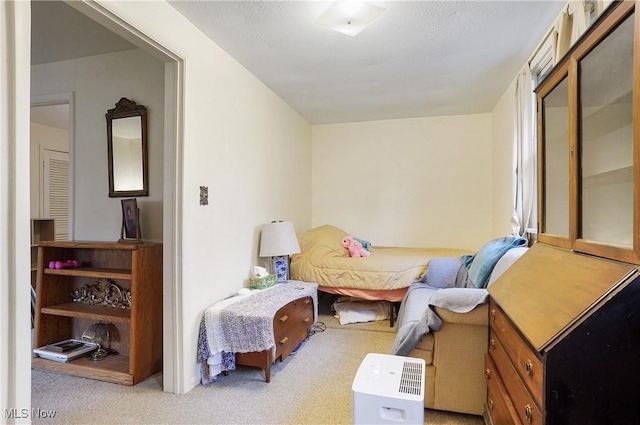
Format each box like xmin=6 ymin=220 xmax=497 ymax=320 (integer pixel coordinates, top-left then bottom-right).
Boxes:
xmin=510 ymin=65 xmax=537 ymax=238
xmin=555 ymin=6 xmax=573 ymax=61
xmin=556 ymin=1 xmax=599 ymax=61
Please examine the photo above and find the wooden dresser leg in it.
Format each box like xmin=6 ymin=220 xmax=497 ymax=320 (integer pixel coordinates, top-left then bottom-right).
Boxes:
xmin=264 ymin=348 xmax=273 ymax=383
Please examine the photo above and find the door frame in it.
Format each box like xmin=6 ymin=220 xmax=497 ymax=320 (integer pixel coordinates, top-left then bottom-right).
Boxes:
xmin=61 ymin=0 xmax=185 ymax=393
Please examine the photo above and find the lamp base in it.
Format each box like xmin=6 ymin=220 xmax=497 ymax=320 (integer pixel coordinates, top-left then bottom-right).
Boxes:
xmin=271 ymin=255 xmax=290 ymax=282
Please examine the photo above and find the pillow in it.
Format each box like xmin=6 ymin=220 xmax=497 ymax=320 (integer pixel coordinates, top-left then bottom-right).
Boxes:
xmin=462 ymin=235 xmax=528 ymax=288
xmin=295 ymin=224 xmax=349 ymax=258
xmin=420 ymin=257 xmax=464 ymax=288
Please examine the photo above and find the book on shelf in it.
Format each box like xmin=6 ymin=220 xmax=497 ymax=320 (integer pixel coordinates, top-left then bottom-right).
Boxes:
xmin=45 ymin=340 xmax=84 ymax=353
xmin=33 ymin=339 xmax=98 ymax=363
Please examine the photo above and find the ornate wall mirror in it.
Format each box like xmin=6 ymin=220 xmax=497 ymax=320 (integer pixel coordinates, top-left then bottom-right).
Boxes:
xmin=106 ymin=98 xmax=148 ymax=197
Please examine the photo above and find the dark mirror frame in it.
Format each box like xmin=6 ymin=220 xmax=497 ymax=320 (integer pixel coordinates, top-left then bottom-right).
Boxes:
xmin=106 ymin=97 xmax=148 ymax=197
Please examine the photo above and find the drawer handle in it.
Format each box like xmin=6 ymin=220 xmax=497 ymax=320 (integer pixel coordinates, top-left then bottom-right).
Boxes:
xmin=524 ymin=404 xmax=533 ymax=423
xmin=490 ymin=309 xmax=496 ymax=321
xmin=488 ymin=398 xmax=494 ymax=411
xmin=485 ymin=368 xmax=491 ymax=379
xmin=304 ymin=318 xmax=310 ymax=324
xmin=525 ymin=360 xmax=533 ymax=377
xmin=279 ymin=336 xmax=289 ymax=345
xmin=304 ymin=298 xmax=311 ymax=304
xmin=279 ymin=315 xmax=289 ymax=323
xmin=489 ymin=338 xmax=496 ymax=351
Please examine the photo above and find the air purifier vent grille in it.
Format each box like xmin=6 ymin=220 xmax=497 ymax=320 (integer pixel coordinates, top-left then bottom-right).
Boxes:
xmin=398 ymin=360 xmax=423 ymax=395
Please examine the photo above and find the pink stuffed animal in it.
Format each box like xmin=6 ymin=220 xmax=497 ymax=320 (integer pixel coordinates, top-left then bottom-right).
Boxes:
xmin=342 ymin=236 xmax=370 ymax=258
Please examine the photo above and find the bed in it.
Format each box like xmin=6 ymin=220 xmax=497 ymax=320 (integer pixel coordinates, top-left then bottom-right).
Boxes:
xmin=290 ymin=225 xmax=472 ymax=302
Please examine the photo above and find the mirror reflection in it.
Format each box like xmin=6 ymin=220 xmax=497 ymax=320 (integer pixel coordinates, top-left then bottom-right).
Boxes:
xmin=106 ymin=98 xmax=148 ymax=197
xmin=542 ymin=77 xmax=570 ymax=238
xmin=112 ymin=116 xmax=143 ymax=191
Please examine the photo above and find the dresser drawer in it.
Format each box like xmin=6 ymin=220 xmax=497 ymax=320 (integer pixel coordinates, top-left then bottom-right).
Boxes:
xmin=489 ymin=300 xmax=543 ymax=407
xmin=485 ymin=354 xmax=521 ymax=425
xmin=489 ymin=330 xmax=542 ymax=425
xmin=292 ymin=296 xmax=314 ymax=315
xmin=273 ymin=298 xmax=313 ymax=335
xmin=273 ymin=301 xmax=298 ymax=335
xmin=273 ymin=297 xmax=313 ymax=361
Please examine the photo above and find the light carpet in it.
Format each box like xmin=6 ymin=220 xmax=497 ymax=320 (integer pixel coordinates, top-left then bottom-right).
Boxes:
xmin=31 ymin=294 xmax=483 ymax=425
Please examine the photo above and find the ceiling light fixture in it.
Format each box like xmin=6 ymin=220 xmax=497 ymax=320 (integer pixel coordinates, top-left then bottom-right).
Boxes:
xmin=315 ymin=1 xmax=386 ymax=37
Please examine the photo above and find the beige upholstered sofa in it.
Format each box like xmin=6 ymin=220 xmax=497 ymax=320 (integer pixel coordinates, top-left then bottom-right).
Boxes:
xmin=398 ymin=247 xmax=528 ymax=415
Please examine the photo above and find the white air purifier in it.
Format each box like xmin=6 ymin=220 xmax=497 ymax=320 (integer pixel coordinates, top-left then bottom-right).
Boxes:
xmin=352 ymin=353 xmax=425 ymax=425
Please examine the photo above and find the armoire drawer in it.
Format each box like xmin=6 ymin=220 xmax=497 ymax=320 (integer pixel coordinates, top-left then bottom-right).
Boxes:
xmin=489 ymin=329 xmax=542 ymax=425
xmin=489 ymin=300 xmax=543 ymax=407
xmin=485 ymin=354 xmax=519 ymax=424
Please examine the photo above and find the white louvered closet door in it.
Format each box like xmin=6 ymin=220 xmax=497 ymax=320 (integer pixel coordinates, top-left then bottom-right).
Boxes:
xmin=42 ymin=149 xmax=69 ymax=240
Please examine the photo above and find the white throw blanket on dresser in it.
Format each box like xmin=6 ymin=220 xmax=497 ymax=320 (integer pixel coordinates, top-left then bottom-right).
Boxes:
xmin=198 ymin=281 xmax=318 ymax=384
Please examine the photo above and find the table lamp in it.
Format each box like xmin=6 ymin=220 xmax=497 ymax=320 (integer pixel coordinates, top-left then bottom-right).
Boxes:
xmin=259 ymin=220 xmax=301 ymax=282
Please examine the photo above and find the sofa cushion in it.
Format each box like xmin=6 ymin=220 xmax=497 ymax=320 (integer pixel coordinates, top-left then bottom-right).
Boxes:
xmin=434 ymin=303 xmax=488 ymax=326
xmin=413 ymin=333 xmax=434 ymax=363
xmin=421 ymin=257 xmax=464 ymax=288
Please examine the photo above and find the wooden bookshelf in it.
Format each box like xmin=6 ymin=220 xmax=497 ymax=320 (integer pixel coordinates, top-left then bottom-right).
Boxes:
xmin=33 ymin=241 xmax=162 ymax=385
xmin=31 ymin=219 xmax=55 ymax=327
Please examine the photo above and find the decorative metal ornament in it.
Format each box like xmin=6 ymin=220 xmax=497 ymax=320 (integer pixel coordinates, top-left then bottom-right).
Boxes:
xmin=71 ymin=278 xmax=131 ymax=309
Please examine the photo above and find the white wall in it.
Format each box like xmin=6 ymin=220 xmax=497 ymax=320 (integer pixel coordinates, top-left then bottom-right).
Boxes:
xmin=99 ymin=1 xmax=312 ymax=391
xmin=29 ymin=122 xmax=69 ymax=218
xmin=31 ymin=49 xmax=165 ymax=242
xmin=312 ymin=114 xmax=493 ymax=251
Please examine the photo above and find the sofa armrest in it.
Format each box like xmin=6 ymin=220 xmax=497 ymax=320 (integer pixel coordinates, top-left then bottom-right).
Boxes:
xmin=433 ymin=303 xmax=488 ymax=326
xmin=428 ymin=286 xmax=488 ymax=326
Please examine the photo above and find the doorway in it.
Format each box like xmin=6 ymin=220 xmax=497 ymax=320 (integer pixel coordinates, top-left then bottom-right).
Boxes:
xmin=30 ymin=100 xmax=72 ymax=241
xmin=29 ymin=0 xmax=183 ymax=393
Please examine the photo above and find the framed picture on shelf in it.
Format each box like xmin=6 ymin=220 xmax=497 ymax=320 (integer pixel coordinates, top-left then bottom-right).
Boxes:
xmin=120 ymin=198 xmax=141 ymax=241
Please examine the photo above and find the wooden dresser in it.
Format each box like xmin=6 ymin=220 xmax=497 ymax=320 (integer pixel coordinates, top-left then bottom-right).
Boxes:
xmin=235 ymin=296 xmax=314 ymax=382
xmin=485 ymin=243 xmax=640 ymax=424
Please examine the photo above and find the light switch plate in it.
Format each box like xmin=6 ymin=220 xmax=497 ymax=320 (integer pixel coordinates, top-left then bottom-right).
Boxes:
xmin=199 ymin=186 xmax=208 ymax=206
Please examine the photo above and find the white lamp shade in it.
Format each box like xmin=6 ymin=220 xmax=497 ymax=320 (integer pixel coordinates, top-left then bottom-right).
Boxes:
xmin=259 ymin=221 xmax=301 ymax=257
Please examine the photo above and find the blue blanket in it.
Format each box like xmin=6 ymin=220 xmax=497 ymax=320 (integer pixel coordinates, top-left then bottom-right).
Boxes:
xmin=461 ymin=235 xmax=527 ymax=288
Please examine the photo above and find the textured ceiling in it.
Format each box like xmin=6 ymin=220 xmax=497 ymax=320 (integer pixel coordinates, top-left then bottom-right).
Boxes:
xmin=168 ymin=1 xmax=566 ymax=124
xmin=31 ymin=1 xmax=567 ymax=125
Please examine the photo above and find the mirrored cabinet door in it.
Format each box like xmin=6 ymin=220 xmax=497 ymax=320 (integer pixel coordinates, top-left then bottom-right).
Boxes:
xmin=536 ymin=0 xmax=640 ymax=264
xmin=541 ymin=76 xmax=571 ymax=241
xmin=579 ymin=11 xmax=634 ymax=248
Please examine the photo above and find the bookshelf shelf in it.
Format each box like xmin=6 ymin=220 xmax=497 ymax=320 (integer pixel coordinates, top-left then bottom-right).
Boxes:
xmin=41 ymin=303 xmax=131 ymax=323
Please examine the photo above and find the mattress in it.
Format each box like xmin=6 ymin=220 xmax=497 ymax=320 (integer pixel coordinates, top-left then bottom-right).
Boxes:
xmin=290 ymin=225 xmax=471 ymax=292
